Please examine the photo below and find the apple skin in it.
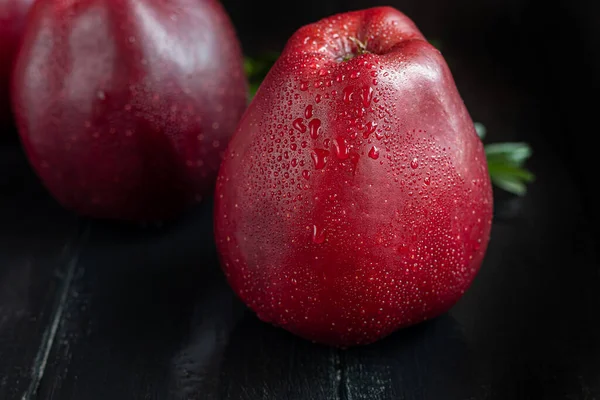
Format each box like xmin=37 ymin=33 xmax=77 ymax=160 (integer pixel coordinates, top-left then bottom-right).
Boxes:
xmin=214 ymin=6 xmax=493 ymax=347
xmin=11 ymin=0 xmax=247 ymax=221
xmin=0 ymin=0 xmax=34 ymax=125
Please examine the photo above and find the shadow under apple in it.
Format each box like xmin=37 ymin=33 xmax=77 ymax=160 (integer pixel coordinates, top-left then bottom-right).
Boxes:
xmin=169 ymin=305 xmax=479 ymax=400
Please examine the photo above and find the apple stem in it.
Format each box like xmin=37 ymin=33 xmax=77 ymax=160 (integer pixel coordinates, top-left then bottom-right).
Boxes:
xmin=340 ymin=37 xmax=370 ymax=62
xmin=348 ymin=36 xmax=369 ymax=56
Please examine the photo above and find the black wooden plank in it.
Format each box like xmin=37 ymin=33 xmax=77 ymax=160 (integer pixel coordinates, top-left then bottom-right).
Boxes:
xmin=212 ymin=314 xmax=340 ymax=400
xmin=35 ymin=208 xmax=214 ymax=399
xmin=339 ymin=316 xmax=475 ymax=400
xmin=170 ymin=302 xmax=341 ymax=400
xmin=0 ymin=142 xmax=82 ymax=399
xmin=36 ymin=202 xmax=340 ymax=400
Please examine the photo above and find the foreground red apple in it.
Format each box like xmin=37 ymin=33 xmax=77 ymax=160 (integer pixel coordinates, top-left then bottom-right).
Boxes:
xmin=0 ymin=0 xmax=34 ymax=125
xmin=12 ymin=0 xmax=247 ymax=221
xmin=215 ymin=6 xmax=493 ymax=346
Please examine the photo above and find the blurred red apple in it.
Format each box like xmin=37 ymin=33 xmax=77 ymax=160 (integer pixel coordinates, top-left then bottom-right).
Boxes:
xmin=215 ymin=6 xmax=493 ymax=346
xmin=11 ymin=0 xmax=247 ymax=221
xmin=0 ymin=0 xmax=34 ymax=125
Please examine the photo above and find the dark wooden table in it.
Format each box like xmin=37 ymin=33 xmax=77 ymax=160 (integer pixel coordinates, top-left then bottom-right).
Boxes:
xmin=1 ymin=1 xmax=599 ymax=399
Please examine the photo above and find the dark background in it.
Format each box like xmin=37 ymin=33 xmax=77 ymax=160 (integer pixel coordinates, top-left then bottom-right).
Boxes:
xmin=1 ymin=0 xmax=599 ymax=399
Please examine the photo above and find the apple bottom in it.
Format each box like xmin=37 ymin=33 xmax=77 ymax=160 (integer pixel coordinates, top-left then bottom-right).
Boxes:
xmin=217 ymin=233 xmax=487 ymax=347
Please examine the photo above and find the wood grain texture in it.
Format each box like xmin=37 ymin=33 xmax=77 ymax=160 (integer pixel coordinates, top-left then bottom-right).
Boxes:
xmin=0 ymin=145 xmax=81 ymax=399
xmin=32 ymin=203 xmax=341 ymax=400
xmin=36 ymin=209 xmax=218 ymax=399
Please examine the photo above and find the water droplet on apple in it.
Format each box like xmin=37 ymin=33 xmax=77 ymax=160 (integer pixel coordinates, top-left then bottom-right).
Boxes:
xmin=363 ymin=121 xmax=377 ymax=138
xmin=361 ymin=86 xmax=373 ymax=107
xmin=292 ymin=118 xmax=307 ymax=133
xmin=368 ymin=146 xmax=380 ymax=160
xmin=312 ymin=224 xmax=326 ymax=244
xmin=300 ymin=81 xmax=309 ymax=91
xmin=343 ymin=86 xmax=354 ymax=104
xmin=334 ymin=137 xmax=348 ymax=160
xmin=311 ymin=148 xmax=329 ymax=169
xmin=410 ymin=158 xmax=419 ymax=169
xmin=302 ymin=170 xmax=311 ymax=180
xmin=305 ymin=105 xmax=313 ymax=119
xmin=308 ymin=119 xmax=321 ymax=139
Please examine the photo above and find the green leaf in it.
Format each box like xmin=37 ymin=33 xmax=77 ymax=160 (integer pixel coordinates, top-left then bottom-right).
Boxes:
xmin=244 ymin=52 xmax=281 ymax=102
xmin=487 ymin=161 xmax=535 ymax=181
xmin=248 ymin=82 xmax=260 ymax=101
xmin=486 ymin=157 xmax=535 ymax=196
xmin=484 ymin=142 xmax=532 ymax=167
xmin=244 ymin=57 xmax=256 ymax=76
xmin=490 ymin=176 xmax=528 ymax=196
xmin=484 ymin=140 xmax=534 ymax=195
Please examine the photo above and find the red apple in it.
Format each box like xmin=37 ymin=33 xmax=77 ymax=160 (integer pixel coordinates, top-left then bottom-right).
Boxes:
xmin=11 ymin=0 xmax=247 ymax=221
xmin=0 ymin=0 xmax=34 ymax=125
xmin=215 ymin=6 xmax=493 ymax=346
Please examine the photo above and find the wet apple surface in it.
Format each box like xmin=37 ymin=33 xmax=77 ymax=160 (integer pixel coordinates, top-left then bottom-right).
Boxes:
xmin=215 ymin=7 xmax=493 ymax=346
